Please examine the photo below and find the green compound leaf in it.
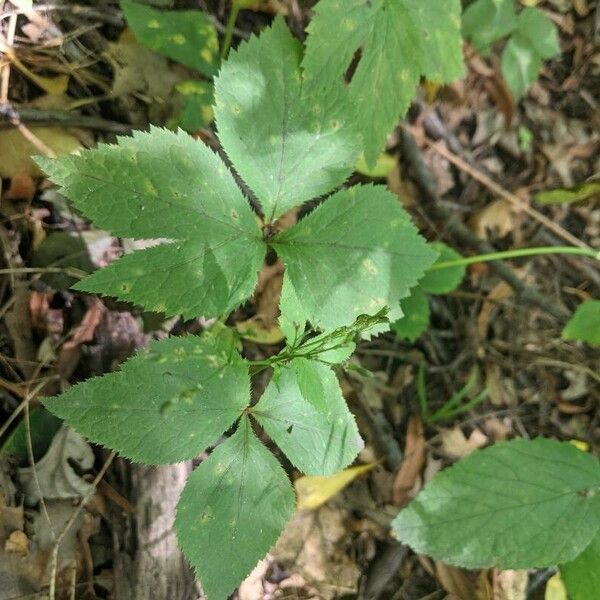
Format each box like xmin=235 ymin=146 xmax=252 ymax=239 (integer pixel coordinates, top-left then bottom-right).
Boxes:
xmin=561 ymin=530 xmax=600 ymax=600
xmin=462 ymin=0 xmax=518 ymax=53
xmin=37 ymin=127 xmax=265 ymax=320
xmin=175 ymin=416 xmax=295 ymax=600
xmin=273 ymin=185 xmax=438 ymax=331
xmin=562 ymin=300 xmax=600 ymax=347
xmin=121 ymin=0 xmax=219 ymax=76
xmin=501 ymin=7 xmax=559 ymax=99
xmin=43 ymin=330 xmax=250 ymax=464
xmin=419 ymin=242 xmax=465 ymax=295
xmin=253 ymin=358 xmax=362 ymax=476
xmin=393 ymin=438 xmax=600 ymax=569
xmin=391 ymin=286 xmax=430 ymax=342
xmin=215 ymin=18 xmax=360 ymax=222
xmin=303 ymin=0 xmax=464 ymax=166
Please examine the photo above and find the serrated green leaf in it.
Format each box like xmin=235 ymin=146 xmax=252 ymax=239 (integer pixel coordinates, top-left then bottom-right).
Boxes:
xmin=120 ymin=0 xmax=218 ymax=76
xmin=419 ymin=242 xmax=465 ymax=295
xmin=303 ymin=0 xmax=464 ymax=166
xmin=562 ymin=300 xmax=600 ymax=347
xmin=214 ymin=18 xmax=360 ymax=221
xmin=43 ymin=331 xmax=250 ymax=464
xmin=393 ymin=438 xmax=600 ymax=569
xmin=0 ymin=407 xmax=62 ymax=464
xmin=513 ymin=7 xmax=560 ymax=60
xmin=501 ymin=36 xmax=542 ymax=100
xmin=501 ymin=7 xmax=559 ymax=99
xmin=37 ymin=127 xmax=265 ymax=319
xmin=175 ymin=417 xmax=295 ymax=600
xmin=561 ymin=530 xmax=600 ymax=600
xmin=31 ymin=231 xmax=95 ymax=290
xmin=391 ymin=286 xmax=430 ymax=341
xmin=462 ymin=0 xmax=518 ymax=53
xmin=273 ymin=185 xmax=437 ymax=331
xmin=278 ymin=275 xmax=307 ymax=344
xmin=253 ymin=359 xmax=362 ymax=475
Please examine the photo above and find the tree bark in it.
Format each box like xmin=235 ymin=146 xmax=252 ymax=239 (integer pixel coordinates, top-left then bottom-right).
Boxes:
xmin=111 ymin=460 xmax=200 ymax=600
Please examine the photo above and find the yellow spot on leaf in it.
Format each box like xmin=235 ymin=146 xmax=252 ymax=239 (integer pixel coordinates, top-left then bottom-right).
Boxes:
xmin=569 ymin=439 xmax=589 ymax=452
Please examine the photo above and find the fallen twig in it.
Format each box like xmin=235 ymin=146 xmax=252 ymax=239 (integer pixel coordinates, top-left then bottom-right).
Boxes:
xmin=0 ymin=102 xmax=133 ymax=134
xmin=411 ymin=116 xmax=590 ymax=250
xmin=399 ymin=126 xmax=570 ymax=322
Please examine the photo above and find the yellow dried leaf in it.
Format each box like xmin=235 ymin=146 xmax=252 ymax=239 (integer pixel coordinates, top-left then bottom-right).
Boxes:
xmin=423 ymin=80 xmax=442 ymax=103
xmin=235 ymin=318 xmax=284 ymax=344
xmin=545 ymin=573 xmax=567 ymax=600
xmin=295 ymin=463 xmax=376 ymax=511
xmin=470 ymin=199 xmax=514 ymax=240
xmin=0 ymin=127 xmax=84 ymax=178
xmin=4 ymin=49 xmax=68 ymax=95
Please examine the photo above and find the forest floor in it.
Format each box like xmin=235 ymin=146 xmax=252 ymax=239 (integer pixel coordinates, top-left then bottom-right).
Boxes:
xmin=0 ymin=1 xmax=599 ymax=599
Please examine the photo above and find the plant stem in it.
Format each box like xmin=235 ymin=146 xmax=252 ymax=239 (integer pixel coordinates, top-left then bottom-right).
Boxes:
xmin=221 ymin=2 xmax=241 ymax=60
xmin=430 ymin=246 xmax=600 ymax=271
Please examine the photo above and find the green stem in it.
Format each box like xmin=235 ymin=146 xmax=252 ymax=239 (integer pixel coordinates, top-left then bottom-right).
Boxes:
xmin=0 ymin=266 xmax=87 ymax=278
xmin=221 ymin=2 xmax=241 ymax=60
xmin=430 ymin=246 xmax=600 ymax=271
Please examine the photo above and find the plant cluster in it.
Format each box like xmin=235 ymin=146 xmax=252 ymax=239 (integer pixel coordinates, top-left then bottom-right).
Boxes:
xmin=37 ymin=2 xmax=598 ymax=599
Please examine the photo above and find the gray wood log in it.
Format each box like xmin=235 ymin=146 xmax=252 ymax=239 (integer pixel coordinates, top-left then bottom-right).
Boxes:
xmin=111 ymin=461 xmax=201 ymax=600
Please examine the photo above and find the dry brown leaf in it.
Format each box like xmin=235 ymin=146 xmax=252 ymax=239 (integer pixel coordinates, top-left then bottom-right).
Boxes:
xmin=482 ymin=417 xmax=512 ymax=441
xmin=470 ymin=199 xmax=515 ymax=240
xmin=478 ymin=280 xmax=514 ymax=337
xmin=387 ymin=162 xmax=418 ymax=208
xmin=254 ymin=259 xmax=285 ymax=327
xmin=440 ymin=427 xmax=488 ymax=459
xmin=275 ymin=506 xmax=359 ymax=599
xmin=485 ymin=363 xmax=516 ymax=407
xmin=63 ymin=300 xmax=106 ymax=350
xmin=573 ymin=0 xmax=590 ymax=16
xmin=238 ymin=558 xmax=270 ymax=600
xmin=0 ymin=492 xmax=24 ymax=540
xmin=4 ymin=530 xmax=29 ymax=557
xmin=3 ymin=170 xmax=36 ymax=202
xmin=435 ymin=562 xmax=482 ymax=600
xmin=493 ymin=569 xmax=528 ymax=600
xmin=483 ymin=71 xmax=515 ymax=127
xmin=392 ymin=415 xmax=426 ymax=506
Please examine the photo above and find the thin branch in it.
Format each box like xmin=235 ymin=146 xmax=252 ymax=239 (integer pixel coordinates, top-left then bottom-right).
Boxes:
xmin=399 ymin=126 xmax=570 ymax=322
xmin=0 ymin=103 xmax=133 ymax=134
xmin=408 ymin=121 xmax=590 ymax=250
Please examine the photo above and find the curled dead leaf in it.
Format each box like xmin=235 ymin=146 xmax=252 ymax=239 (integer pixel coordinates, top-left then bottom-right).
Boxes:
xmin=392 ymin=415 xmax=426 ymax=506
